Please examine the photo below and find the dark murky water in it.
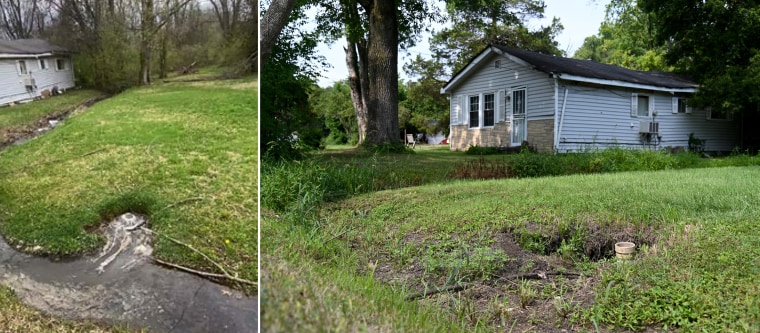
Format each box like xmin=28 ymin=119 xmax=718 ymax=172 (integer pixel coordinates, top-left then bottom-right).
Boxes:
xmin=0 ymin=213 xmax=257 ymax=332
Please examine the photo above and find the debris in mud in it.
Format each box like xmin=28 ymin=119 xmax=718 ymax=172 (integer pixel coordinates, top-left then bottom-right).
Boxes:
xmin=93 ymin=213 xmax=151 ymax=274
xmin=0 ymin=213 xmax=257 ymax=332
xmin=0 ymin=94 xmax=110 ymax=149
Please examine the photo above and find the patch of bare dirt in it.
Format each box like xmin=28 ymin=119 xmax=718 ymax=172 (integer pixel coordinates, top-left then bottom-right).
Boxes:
xmin=369 ymin=222 xmax=661 ymax=332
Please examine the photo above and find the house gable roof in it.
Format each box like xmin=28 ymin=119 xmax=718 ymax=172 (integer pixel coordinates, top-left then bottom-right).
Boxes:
xmin=0 ymin=39 xmax=70 ymax=58
xmin=441 ymin=45 xmax=698 ymax=94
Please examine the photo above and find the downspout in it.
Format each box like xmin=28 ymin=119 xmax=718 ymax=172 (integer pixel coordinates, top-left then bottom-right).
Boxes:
xmin=556 ymin=87 xmax=569 ymax=152
xmin=553 ymin=76 xmax=559 ymax=152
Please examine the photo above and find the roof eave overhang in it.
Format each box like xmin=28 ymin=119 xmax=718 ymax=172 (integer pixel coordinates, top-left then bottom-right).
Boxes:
xmin=0 ymin=52 xmax=63 ymax=59
xmin=555 ymin=73 xmax=698 ymax=93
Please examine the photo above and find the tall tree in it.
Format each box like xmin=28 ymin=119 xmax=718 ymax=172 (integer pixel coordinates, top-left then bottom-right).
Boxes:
xmin=317 ymin=0 xmax=439 ymax=146
xmin=261 ymin=3 xmax=325 ymax=159
xmin=0 ymin=0 xmax=47 ymax=39
xmin=260 ymin=0 xmax=299 ymax=66
xmin=638 ymin=0 xmax=760 ymax=150
xmin=209 ymin=0 xmax=245 ymax=40
xmin=402 ymin=55 xmax=450 ymax=136
xmin=311 ymin=81 xmax=358 ymax=144
xmin=430 ymin=0 xmax=562 ymax=76
xmin=137 ymin=0 xmax=193 ymax=85
xmin=574 ymin=0 xmax=667 ymax=71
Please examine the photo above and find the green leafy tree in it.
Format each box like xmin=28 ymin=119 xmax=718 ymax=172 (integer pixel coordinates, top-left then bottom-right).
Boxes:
xmin=261 ymin=5 xmax=326 ymax=159
xmin=574 ymin=0 xmax=668 ymax=71
xmin=310 ymin=81 xmax=359 ymax=145
xmin=638 ymin=0 xmax=760 ymax=150
xmin=316 ymin=0 xmax=441 ymax=146
xmin=430 ymin=0 xmax=563 ymax=75
xmin=401 ymin=55 xmax=450 ymax=136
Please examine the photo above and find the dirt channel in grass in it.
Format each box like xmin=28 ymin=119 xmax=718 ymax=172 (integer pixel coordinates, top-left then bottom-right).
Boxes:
xmin=0 ymin=94 xmax=110 ymax=149
xmin=0 ymin=213 xmax=257 ymax=333
xmin=370 ymin=222 xmax=658 ymax=332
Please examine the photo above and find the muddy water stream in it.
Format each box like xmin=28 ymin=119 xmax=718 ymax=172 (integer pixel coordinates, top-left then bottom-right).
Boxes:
xmin=0 ymin=213 xmax=257 ymax=332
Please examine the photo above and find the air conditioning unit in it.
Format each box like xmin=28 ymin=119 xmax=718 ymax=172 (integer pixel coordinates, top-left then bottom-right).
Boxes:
xmin=639 ymin=121 xmax=659 ymax=134
xmin=21 ymin=77 xmax=36 ymax=87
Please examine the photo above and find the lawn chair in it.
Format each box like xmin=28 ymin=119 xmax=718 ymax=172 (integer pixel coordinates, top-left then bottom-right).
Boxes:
xmin=406 ymin=134 xmax=416 ymax=149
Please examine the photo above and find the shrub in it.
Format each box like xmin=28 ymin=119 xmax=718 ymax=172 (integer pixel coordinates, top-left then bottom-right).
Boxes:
xmin=465 ymin=145 xmax=501 ymax=155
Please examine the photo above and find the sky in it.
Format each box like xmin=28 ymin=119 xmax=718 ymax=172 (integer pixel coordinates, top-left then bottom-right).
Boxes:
xmin=312 ymin=0 xmax=611 ymax=87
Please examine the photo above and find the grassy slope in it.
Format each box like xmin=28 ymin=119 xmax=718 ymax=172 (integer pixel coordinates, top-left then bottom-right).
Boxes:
xmin=0 ymin=78 xmax=257 ymax=290
xmin=263 ymin=162 xmax=760 ymax=331
xmin=0 ymin=90 xmax=102 ymax=134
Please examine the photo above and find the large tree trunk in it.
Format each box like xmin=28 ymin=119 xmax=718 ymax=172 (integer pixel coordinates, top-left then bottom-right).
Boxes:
xmin=260 ymin=0 xmax=298 ymax=66
xmin=140 ymin=0 xmax=154 ymax=85
xmin=345 ymin=40 xmax=369 ymax=144
xmin=363 ymin=0 xmax=399 ymax=145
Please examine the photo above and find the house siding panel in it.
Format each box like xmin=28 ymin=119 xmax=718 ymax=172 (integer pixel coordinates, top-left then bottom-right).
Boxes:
xmin=0 ymin=56 xmax=75 ymax=106
xmin=556 ymin=84 xmax=738 ymax=152
xmin=0 ymin=59 xmax=32 ymax=105
xmin=448 ymin=53 xmax=556 ymax=151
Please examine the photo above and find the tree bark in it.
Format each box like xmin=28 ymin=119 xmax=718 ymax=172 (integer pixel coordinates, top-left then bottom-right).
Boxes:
xmin=260 ymin=0 xmax=298 ymax=66
xmin=345 ymin=40 xmax=368 ymax=144
xmin=363 ymin=0 xmax=399 ymax=145
xmin=140 ymin=0 xmax=155 ymax=85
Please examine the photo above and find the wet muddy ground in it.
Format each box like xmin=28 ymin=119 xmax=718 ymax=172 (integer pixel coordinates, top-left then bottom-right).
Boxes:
xmin=0 ymin=213 xmax=257 ymax=332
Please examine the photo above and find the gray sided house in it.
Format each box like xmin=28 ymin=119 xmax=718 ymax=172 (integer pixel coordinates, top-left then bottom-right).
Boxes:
xmin=441 ymin=45 xmax=739 ymax=153
xmin=0 ymin=39 xmax=75 ymax=106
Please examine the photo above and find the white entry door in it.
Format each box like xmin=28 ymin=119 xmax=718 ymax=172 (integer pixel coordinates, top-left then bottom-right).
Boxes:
xmin=511 ymin=88 xmax=527 ymax=146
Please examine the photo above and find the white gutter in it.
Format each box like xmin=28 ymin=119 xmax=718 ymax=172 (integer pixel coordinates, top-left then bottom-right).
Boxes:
xmin=0 ymin=52 xmax=56 ymax=59
xmin=556 ymin=73 xmax=697 ymax=93
xmin=555 ymin=88 xmax=569 ymax=150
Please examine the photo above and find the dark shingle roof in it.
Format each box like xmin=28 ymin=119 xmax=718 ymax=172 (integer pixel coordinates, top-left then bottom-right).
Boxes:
xmin=0 ymin=39 xmax=70 ymax=55
xmin=491 ymin=44 xmax=697 ymax=89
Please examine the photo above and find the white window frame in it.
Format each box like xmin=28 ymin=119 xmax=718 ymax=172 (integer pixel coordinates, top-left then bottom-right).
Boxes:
xmin=707 ymin=108 xmax=733 ymax=121
xmin=672 ymin=97 xmax=692 ymax=114
xmin=17 ymin=60 xmax=28 ymax=75
xmin=468 ymin=95 xmax=480 ymax=128
xmin=631 ymin=93 xmax=655 ymax=118
xmin=38 ymin=59 xmax=48 ymax=70
xmin=55 ymin=58 xmax=66 ymax=71
xmin=483 ymin=93 xmax=495 ymax=127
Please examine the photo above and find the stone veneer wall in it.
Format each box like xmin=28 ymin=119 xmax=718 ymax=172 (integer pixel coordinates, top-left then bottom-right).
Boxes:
xmin=451 ymin=119 xmax=555 ymax=152
xmin=526 ymin=119 xmax=554 ymax=153
xmin=450 ymin=123 xmax=510 ymax=151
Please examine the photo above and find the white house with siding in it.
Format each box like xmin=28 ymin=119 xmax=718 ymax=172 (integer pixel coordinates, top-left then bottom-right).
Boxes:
xmin=441 ymin=45 xmax=739 ymax=153
xmin=0 ymin=39 xmax=75 ymax=106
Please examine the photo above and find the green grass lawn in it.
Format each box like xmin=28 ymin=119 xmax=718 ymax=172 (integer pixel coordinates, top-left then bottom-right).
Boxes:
xmin=0 ymin=77 xmax=257 ymax=293
xmin=262 ymin=149 xmax=760 ymax=331
xmin=0 ymin=89 xmax=102 ymax=138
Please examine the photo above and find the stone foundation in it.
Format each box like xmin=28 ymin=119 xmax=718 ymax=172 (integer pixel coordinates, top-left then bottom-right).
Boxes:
xmin=451 ymin=119 xmax=555 ymax=152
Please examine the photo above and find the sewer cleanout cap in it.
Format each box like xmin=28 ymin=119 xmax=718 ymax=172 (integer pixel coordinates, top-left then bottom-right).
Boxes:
xmin=614 ymin=241 xmax=636 ymax=260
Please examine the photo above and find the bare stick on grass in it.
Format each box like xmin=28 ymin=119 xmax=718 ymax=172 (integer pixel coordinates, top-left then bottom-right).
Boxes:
xmin=141 ymin=226 xmax=255 ymax=288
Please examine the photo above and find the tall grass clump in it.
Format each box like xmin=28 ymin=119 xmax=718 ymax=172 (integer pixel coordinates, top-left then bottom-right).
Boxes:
xmin=261 ymin=158 xmax=379 ymax=221
xmin=452 ymin=148 xmax=760 ymax=180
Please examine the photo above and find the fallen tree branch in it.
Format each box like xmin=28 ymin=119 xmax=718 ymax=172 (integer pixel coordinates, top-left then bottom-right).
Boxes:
xmin=140 ymin=226 xmax=246 ymax=289
xmin=405 ymin=284 xmax=470 ymax=301
xmin=498 ymin=271 xmax=582 ymax=281
xmin=152 ymin=257 xmax=256 ymax=286
xmin=158 ymin=197 xmax=204 ymax=212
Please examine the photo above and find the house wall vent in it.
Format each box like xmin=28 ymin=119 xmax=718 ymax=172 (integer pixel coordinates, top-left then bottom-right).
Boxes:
xmin=639 ymin=121 xmax=659 ymax=134
xmin=22 ymin=77 xmax=36 ymax=87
